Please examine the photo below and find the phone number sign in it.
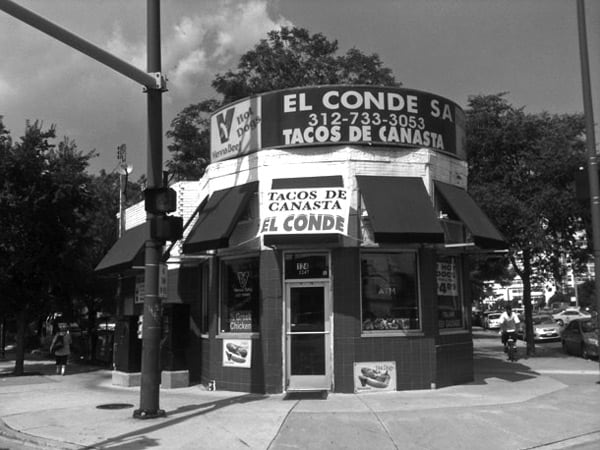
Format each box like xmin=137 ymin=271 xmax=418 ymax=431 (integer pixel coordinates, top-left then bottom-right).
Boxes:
xmin=211 ymin=85 xmax=465 ymax=162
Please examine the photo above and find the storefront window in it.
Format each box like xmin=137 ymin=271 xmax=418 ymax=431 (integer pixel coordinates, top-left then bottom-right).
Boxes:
xmin=220 ymin=257 xmax=260 ymax=333
xmin=436 ymin=255 xmax=464 ymax=329
xmin=361 ymin=252 xmax=420 ymax=332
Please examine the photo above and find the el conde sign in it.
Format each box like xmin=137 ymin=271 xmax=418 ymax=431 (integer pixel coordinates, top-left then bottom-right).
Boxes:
xmin=281 ymin=89 xmax=455 ymax=149
xmin=262 ymin=189 xmax=347 ymax=233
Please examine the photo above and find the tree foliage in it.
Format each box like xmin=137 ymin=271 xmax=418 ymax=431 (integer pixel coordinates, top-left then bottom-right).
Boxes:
xmin=0 ymin=118 xmax=143 ymax=372
xmin=0 ymin=120 xmax=96 ymax=373
xmin=166 ymin=26 xmax=400 ymax=181
xmin=465 ymin=94 xmax=587 ymax=354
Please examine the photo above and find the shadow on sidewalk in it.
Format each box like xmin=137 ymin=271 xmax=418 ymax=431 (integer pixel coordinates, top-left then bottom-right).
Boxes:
xmin=472 ymin=353 xmax=538 ymax=384
xmin=82 ymin=393 xmax=267 ymax=450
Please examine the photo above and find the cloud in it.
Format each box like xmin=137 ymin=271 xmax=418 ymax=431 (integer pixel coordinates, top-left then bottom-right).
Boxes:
xmin=91 ymin=1 xmax=292 ymax=103
xmin=0 ymin=0 xmax=293 ymax=174
xmin=105 ymin=24 xmax=146 ymax=70
xmin=163 ymin=0 xmax=293 ymax=100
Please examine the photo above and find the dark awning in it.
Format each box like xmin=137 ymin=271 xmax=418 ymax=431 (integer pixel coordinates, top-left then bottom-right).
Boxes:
xmin=434 ymin=181 xmax=506 ymax=249
xmin=356 ymin=176 xmax=445 ymax=244
xmin=183 ymin=181 xmax=258 ymax=253
xmin=95 ymin=224 xmax=146 ymax=274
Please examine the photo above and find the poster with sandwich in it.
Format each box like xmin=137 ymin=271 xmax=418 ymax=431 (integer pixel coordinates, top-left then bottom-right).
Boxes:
xmin=354 ymin=361 xmax=396 ymax=393
xmin=223 ymin=339 xmax=251 ymax=368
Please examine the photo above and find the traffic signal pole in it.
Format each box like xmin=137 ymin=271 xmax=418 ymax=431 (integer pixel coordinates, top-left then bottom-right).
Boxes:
xmin=135 ymin=0 xmax=166 ymax=419
xmin=0 ymin=0 xmax=167 ymax=417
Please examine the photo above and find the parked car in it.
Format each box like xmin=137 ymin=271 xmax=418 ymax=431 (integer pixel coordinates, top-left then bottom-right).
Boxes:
xmin=483 ymin=312 xmax=502 ymax=330
xmin=517 ymin=314 xmax=561 ymax=342
xmin=552 ymin=308 xmax=591 ymax=326
xmin=561 ymin=318 xmax=598 ymax=359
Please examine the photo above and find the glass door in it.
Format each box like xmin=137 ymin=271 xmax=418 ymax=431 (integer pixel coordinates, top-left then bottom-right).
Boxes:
xmin=285 ymin=282 xmax=332 ymax=391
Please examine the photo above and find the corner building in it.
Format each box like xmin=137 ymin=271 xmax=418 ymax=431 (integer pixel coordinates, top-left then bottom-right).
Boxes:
xmin=97 ymin=85 xmax=505 ymax=394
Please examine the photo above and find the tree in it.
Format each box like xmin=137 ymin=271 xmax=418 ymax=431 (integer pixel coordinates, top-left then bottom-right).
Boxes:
xmin=465 ymin=94 xmax=587 ymax=355
xmin=167 ymin=26 xmax=400 ymax=180
xmin=0 ymin=119 xmax=97 ymax=374
xmin=166 ymin=100 xmax=220 ymax=181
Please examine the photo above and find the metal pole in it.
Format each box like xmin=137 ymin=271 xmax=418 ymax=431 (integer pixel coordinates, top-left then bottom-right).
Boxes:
xmin=133 ymin=0 xmax=165 ymax=419
xmin=119 ymin=173 xmax=125 ymax=238
xmin=576 ymin=0 xmax=600 ymax=379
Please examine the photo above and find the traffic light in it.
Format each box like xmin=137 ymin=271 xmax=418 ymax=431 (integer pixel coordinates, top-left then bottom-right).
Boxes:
xmin=150 ymin=215 xmax=183 ymax=242
xmin=144 ymin=187 xmax=177 ymax=214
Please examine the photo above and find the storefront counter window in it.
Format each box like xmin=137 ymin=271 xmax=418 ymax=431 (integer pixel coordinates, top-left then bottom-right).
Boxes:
xmin=220 ymin=257 xmax=260 ymax=333
xmin=361 ymin=252 xmax=420 ymax=332
xmin=436 ymin=255 xmax=464 ymax=330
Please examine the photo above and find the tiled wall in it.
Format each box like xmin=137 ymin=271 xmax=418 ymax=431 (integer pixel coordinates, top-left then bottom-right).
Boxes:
xmin=332 ymin=247 xmax=438 ymax=392
xmin=191 ymin=246 xmax=473 ymax=393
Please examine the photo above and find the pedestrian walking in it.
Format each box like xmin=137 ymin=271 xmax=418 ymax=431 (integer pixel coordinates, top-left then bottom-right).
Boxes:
xmin=50 ymin=323 xmax=72 ymax=375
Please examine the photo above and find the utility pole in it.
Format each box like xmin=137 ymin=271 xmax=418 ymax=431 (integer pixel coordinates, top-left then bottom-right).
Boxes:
xmin=0 ymin=0 xmax=168 ymax=417
xmin=135 ymin=0 xmax=166 ymax=419
xmin=576 ymin=0 xmax=600 ymax=378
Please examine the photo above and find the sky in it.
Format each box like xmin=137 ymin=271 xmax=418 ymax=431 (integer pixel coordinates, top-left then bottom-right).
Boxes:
xmin=1 ymin=0 xmax=599 ymax=178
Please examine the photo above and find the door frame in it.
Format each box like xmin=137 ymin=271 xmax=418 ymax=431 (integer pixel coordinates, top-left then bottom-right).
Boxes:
xmin=284 ymin=280 xmax=333 ymax=392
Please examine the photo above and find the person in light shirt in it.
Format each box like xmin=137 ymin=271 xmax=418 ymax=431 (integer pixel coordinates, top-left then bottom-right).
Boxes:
xmin=499 ymin=304 xmax=520 ymax=352
xmin=50 ymin=323 xmax=72 ymax=375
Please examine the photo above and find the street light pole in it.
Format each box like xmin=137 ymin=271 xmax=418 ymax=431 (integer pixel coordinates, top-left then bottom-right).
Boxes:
xmin=576 ymin=0 xmax=600 ymax=378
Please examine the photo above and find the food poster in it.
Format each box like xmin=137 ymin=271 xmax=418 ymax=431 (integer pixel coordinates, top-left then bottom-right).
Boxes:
xmin=436 ymin=258 xmax=463 ymax=329
xmin=223 ymin=339 xmax=252 ymax=368
xmin=354 ymin=361 xmax=396 ymax=393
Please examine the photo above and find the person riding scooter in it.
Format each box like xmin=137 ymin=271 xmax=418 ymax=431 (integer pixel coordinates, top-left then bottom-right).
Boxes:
xmin=499 ymin=304 xmax=520 ymax=352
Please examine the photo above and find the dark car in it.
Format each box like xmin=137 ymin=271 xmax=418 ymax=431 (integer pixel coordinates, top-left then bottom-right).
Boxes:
xmin=561 ymin=318 xmax=599 ymax=360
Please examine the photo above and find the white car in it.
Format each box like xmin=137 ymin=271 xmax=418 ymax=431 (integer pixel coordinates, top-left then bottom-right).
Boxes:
xmin=552 ymin=309 xmax=591 ymax=326
xmin=484 ymin=312 xmax=502 ymax=330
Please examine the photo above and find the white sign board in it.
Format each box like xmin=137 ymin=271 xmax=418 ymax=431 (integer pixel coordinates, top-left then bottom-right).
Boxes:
xmin=260 ymin=187 xmax=350 ymax=237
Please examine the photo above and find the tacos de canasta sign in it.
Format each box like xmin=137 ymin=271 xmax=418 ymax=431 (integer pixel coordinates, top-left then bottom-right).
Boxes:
xmin=210 ymin=85 xmax=465 ymax=162
xmin=260 ymin=186 xmax=350 ymax=236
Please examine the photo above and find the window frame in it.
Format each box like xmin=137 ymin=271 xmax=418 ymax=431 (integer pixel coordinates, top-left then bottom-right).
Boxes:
xmin=217 ymin=254 xmax=261 ymax=338
xmin=360 ymin=250 xmax=423 ymax=337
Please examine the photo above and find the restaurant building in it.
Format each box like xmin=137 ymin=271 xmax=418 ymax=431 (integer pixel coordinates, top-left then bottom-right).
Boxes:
xmin=96 ymin=85 xmax=505 ymax=394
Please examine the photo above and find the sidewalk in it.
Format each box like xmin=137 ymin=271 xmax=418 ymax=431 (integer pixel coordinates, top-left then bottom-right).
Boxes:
xmin=1 ymin=335 xmax=599 ymax=450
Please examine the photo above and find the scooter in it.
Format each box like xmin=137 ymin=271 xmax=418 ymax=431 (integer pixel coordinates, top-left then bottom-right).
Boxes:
xmin=506 ymin=334 xmax=518 ymax=362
